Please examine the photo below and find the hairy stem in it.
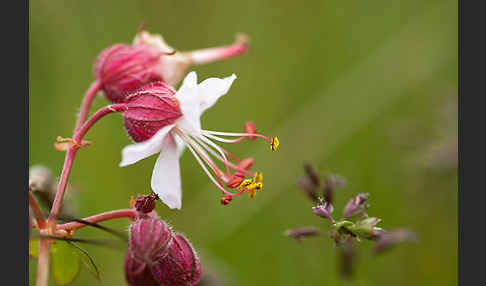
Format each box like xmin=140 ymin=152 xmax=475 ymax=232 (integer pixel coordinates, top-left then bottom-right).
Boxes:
xmin=74 ymin=81 xmax=102 ymax=131
xmin=36 ymin=239 xmax=50 ymax=286
xmin=57 ymin=209 xmax=137 ymax=231
xmin=48 ymin=104 xmax=127 ymax=228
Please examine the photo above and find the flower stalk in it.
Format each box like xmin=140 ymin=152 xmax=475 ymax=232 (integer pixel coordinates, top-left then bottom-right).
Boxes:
xmin=74 ymin=80 xmax=102 ymax=131
xmin=57 ymin=208 xmax=137 ymax=231
xmin=48 ymin=103 xmax=127 ymax=229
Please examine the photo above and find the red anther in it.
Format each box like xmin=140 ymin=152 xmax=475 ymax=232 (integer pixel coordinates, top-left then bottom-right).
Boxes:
xmin=237 ymin=157 xmax=254 ymax=170
xmin=244 ymin=121 xmax=257 ymax=140
xmin=226 ymin=172 xmax=245 ymax=188
xmin=220 ymin=195 xmax=233 ymax=205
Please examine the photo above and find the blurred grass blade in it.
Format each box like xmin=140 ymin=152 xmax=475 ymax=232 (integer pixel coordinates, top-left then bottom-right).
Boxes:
xmin=69 ymin=242 xmax=101 ymax=281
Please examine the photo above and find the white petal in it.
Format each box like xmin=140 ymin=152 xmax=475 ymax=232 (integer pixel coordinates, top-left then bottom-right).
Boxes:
xmin=119 ymin=124 xmax=174 ymax=167
xmin=175 ymin=72 xmax=202 ymax=134
xmin=198 ymin=74 xmax=237 ymax=113
xmin=174 ymin=135 xmax=186 ymax=157
xmin=176 ymin=71 xmax=198 ymax=101
xmin=151 ymin=136 xmax=182 ymax=209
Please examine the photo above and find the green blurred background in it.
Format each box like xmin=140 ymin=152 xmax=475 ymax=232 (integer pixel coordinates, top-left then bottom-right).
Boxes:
xmin=29 ymin=0 xmax=457 ymax=285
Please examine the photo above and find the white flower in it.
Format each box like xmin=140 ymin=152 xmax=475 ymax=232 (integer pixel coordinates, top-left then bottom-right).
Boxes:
xmin=119 ymin=72 xmax=277 ymax=210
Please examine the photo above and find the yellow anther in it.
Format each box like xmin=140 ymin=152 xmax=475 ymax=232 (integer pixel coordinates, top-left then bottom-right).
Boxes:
xmin=238 ymin=179 xmax=253 ymax=191
xmin=254 ymin=182 xmax=263 ymax=190
xmin=254 ymin=172 xmax=263 ymax=183
xmin=270 ymin=136 xmax=279 ymax=151
xmin=248 ymin=189 xmax=256 ymax=198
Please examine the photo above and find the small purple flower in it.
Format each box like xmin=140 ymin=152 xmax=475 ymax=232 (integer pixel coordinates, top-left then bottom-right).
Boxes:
xmin=342 ymin=193 xmax=370 ymax=219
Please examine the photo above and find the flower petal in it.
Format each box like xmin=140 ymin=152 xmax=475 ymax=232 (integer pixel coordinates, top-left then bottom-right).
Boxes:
xmin=151 ymin=136 xmax=182 ymax=209
xmin=198 ymin=74 xmax=237 ymax=113
xmin=175 ymin=72 xmax=202 ymax=134
xmin=174 ymin=135 xmax=186 ymax=157
xmin=119 ymin=124 xmax=174 ymax=167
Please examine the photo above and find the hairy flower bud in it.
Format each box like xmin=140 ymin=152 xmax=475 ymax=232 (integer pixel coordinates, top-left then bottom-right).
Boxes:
xmin=152 ymin=233 xmax=201 ymax=286
xmin=123 ymin=82 xmax=182 ymax=142
xmin=125 ymin=217 xmax=201 ymax=286
xmin=94 ymin=44 xmax=166 ymax=103
xmin=128 ymin=217 xmax=173 ymax=263
xmin=124 ymin=254 xmax=160 ymax=286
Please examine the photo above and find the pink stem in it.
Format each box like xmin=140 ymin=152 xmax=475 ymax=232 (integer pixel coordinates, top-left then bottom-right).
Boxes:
xmin=187 ymin=34 xmax=249 ymax=65
xmin=48 ymin=104 xmax=127 ymax=228
xmin=74 ymin=81 xmax=102 ymax=132
xmin=57 ymin=209 xmax=137 ymax=231
xmin=29 ymin=192 xmax=46 ymax=229
xmin=36 ymin=239 xmax=50 ymax=286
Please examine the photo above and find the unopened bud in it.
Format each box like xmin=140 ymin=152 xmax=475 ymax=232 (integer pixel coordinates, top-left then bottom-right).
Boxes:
xmin=125 ymin=217 xmax=202 ymax=286
xmin=152 ymin=233 xmax=202 ymax=286
xmin=123 ymin=82 xmax=182 ymax=142
xmin=244 ymin=121 xmax=257 ymax=140
xmin=94 ymin=44 xmax=165 ymax=103
xmin=303 ymin=163 xmax=320 ymax=187
xmin=342 ymin=193 xmax=370 ymax=219
xmin=322 ymin=174 xmax=346 ymax=205
xmin=128 ymin=217 xmax=173 ymax=263
xmin=124 ymin=253 xmax=160 ymax=286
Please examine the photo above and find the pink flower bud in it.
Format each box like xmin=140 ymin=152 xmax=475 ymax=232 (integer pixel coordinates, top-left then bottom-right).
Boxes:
xmin=128 ymin=217 xmax=173 ymax=263
xmin=125 ymin=217 xmax=201 ymax=286
xmin=124 ymin=253 xmax=160 ymax=286
xmin=123 ymin=82 xmax=182 ymax=142
xmin=152 ymin=233 xmax=202 ymax=286
xmin=94 ymin=44 xmax=165 ymax=103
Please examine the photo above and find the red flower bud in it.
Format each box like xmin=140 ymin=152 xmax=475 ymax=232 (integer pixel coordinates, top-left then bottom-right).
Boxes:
xmin=124 ymin=253 xmax=160 ymax=286
xmin=123 ymin=82 xmax=182 ymax=142
xmin=128 ymin=217 xmax=173 ymax=263
xmin=125 ymin=217 xmax=202 ymax=286
xmin=94 ymin=44 xmax=165 ymax=103
xmin=152 ymin=233 xmax=202 ymax=286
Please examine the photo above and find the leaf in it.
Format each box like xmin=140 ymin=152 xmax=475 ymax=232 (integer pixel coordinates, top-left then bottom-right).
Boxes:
xmin=51 ymin=240 xmax=80 ymax=285
xmin=29 ymin=238 xmax=40 ymax=259
xmin=69 ymin=242 xmax=101 ymax=280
